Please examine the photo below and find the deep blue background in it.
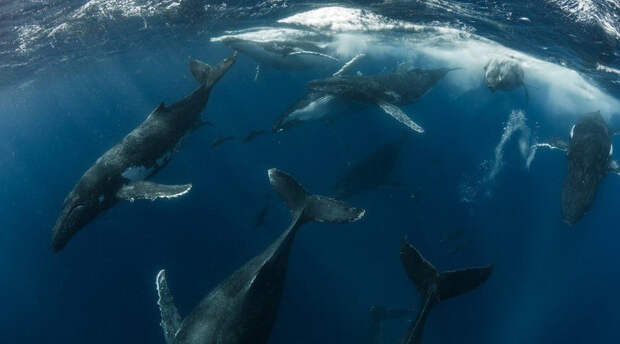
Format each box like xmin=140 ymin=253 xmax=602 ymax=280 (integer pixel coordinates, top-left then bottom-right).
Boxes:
xmin=1 ymin=37 xmax=620 ymax=344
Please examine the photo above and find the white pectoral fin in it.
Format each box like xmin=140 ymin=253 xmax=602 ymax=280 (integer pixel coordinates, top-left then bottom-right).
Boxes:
xmin=332 ymin=53 xmax=366 ymax=77
xmin=156 ymin=269 xmax=182 ymax=344
xmin=533 ymin=138 xmax=569 ymax=153
xmin=116 ymin=181 xmax=192 ymax=201
xmin=610 ymin=160 xmax=620 ymax=175
xmin=377 ymin=101 xmax=424 ymax=133
xmin=288 ymin=50 xmax=339 ymax=61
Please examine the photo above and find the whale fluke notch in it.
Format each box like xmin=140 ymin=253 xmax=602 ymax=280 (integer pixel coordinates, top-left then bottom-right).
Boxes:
xmin=156 ymin=269 xmax=182 ymax=344
xmin=399 ymin=237 xmax=493 ymax=344
xmin=189 ymin=51 xmax=238 ymax=87
xmin=116 ymin=181 xmax=192 ymax=201
xmin=268 ymin=168 xmax=365 ymax=224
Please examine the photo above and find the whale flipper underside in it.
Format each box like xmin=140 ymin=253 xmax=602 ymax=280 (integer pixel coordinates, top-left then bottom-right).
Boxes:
xmin=268 ymin=168 xmax=365 ymax=223
xmin=116 ymin=181 xmax=192 ymax=201
xmin=156 ymin=270 xmax=182 ymax=344
xmin=190 ymin=51 xmax=238 ymax=87
xmin=610 ymin=160 xmax=620 ymax=175
xmin=377 ymin=101 xmax=424 ymax=133
xmin=399 ymin=237 xmax=493 ymax=344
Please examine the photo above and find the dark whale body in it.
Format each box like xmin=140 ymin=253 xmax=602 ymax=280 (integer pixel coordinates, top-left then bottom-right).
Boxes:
xmin=332 ymin=135 xmax=409 ymax=199
xmin=51 ymin=53 xmax=237 ymax=252
xmin=274 ymin=66 xmax=454 ymax=133
xmin=155 ymin=169 xmax=365 ymax=344
xmin=562 ymin=111 xmax=614 ymax=224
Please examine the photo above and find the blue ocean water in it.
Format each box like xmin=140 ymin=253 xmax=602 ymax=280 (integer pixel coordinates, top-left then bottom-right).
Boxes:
xmin=1 ymin=1 xmax=619 ymax=343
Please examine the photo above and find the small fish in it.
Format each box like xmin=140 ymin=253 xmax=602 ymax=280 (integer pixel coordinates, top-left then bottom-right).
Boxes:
xmin=211 ymin=136 xmax=236 ymax=149
xmin=242 ymin=129 xmax=267 ymax=143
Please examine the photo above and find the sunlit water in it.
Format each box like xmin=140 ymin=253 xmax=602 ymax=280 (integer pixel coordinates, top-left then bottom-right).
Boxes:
xmin=1 ymin=1 xmax=619 ymax=344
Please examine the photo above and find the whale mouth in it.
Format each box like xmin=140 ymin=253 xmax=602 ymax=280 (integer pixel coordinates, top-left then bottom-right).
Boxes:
xmin=51 ymin=202 xmax=88 ymax=252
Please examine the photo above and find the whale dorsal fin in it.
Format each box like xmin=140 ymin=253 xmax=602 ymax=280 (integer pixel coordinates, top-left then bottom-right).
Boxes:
xmin=156 ymin=270 xmax=183 ymax=344
xmin=376 ymin=101 xmax=424 ymax=134
xmin=116 ymin=181 xmax=192 ymax=201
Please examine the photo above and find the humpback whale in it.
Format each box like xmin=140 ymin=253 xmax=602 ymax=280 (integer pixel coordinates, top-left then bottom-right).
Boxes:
xmin=155 ymin=168 xmax=365 ymax=344
xmin=212 ymin=30 xmax=338 ymax=80
xmin=274 ymin=64 xmax=454 ymax=133
xmin=483 ymin=57 xmax=528 ymax=101
xmin=50 ymin=53 xmax=237 ymax=252
xmin=399 ymin=237 xmax=493 ymax=344
xmin=331 ymin=134 xmax=410 ymax=199
xmin=534 ymin=111 xmax=619 ymax=224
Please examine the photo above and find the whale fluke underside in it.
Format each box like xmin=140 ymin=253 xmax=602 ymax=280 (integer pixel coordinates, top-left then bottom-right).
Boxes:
xmin=268 ymin=168 xmax=365 ymax=223
xmin=190 ymin=51 xmax=238 ymax=87
xmin=399 ymin=237 xmax=493 ymax=344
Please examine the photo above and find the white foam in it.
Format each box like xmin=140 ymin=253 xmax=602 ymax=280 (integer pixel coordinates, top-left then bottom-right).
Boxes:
xmin=277 ymin=6 xmax=421 ymax=32
xmin=549 ymin=0 xmax=620 ymax=39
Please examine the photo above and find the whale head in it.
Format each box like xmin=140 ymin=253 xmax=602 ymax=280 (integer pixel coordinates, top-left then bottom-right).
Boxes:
xmin=51 ymin=171 xmax=115 ymax=252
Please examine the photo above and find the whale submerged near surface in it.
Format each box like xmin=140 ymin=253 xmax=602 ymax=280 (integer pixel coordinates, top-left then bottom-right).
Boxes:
xmin=1 ymin=2 xmax=620 ymax=344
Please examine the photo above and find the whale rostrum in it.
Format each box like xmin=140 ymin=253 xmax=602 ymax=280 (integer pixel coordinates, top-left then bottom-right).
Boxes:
xmin=155 ymin=168 xmax=365 ymax=344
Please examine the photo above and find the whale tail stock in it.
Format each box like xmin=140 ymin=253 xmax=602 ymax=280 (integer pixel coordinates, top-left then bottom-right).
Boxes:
xmin=267 ymin=168 xmax=365 ymax=224
xmin=189 ymin=51 xmax=238 ymax=87
xmin=399 ymin=237 xmax=493 ymax=344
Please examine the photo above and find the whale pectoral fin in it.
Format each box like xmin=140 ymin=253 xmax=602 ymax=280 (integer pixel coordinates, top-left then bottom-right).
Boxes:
xmin=156 ymin=270 xmax=182 ymax=344
xmin=609 ymin=160 xmax=620 ymax=175
xmin=287 ymin=50 xmax=339 ymax=62
xmin=377 ymin=101 xmax=424 ymax=134
xmin=116 ymin=181 xmax=192 ymax=201
xmin=531 ymin=137 xmax=568 ymax=154
xmin=332 ymin=53 xmax=366 ymax=77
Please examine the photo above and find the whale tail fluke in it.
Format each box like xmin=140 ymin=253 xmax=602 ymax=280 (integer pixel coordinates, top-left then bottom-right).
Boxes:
xmin=268 ymin=168 xmax=365 ymax=224
xmin=400 ymin=237 xmax=493 ymax=301
xmin=399 ymin=237 xmax=493 ymax=344
xmin=189 ymin=51 xmax=238 ymax=87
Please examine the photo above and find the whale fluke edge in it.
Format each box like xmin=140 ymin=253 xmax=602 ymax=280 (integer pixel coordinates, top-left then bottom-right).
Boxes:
xmin=189 ymin=51 xmax=238 ymax=87
xmin=268 ymin=168 xmax=366 ymax=224
xmin=399 ymin=237 xmax=493 ymax=344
